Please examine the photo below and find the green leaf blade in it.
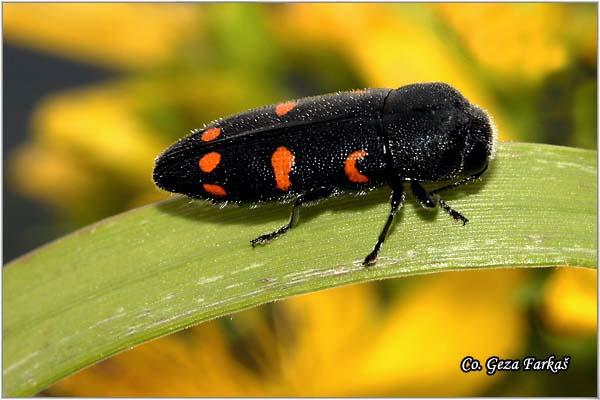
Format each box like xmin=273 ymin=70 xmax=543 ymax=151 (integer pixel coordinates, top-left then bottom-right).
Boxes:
xmin=3 ymin=142 xmax=597 ymax=396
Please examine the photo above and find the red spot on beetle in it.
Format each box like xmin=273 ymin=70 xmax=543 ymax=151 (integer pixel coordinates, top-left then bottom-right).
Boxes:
xmin=345 ymin=150 xmax=369 ymax=183
xmin=271 ymin=146 xmax=294 ymax=191
xmin=201 ymin=127 xmax=221 ymax=142
xmin=199 ymin=152 xmax=221 ymax=173
xmin=275 ymin=101 xmax=297 ymax=117
xmin=203 ymin=183 xmax=227 ymax=197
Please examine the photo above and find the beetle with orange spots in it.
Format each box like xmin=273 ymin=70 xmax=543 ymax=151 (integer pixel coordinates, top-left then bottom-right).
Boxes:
xmin=154 ymin=82 xmax=497 ymax=265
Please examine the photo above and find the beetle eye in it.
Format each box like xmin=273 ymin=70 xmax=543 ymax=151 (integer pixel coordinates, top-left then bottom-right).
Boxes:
xmin=463 ymin=140 xmax=489 ymax=175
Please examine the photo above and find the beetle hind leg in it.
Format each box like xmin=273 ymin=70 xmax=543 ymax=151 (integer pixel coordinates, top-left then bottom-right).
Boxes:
xmin=250 ymin=187 xmax=333 ymax=247
xmin=250 ymin=204 xmax=300 ymax=247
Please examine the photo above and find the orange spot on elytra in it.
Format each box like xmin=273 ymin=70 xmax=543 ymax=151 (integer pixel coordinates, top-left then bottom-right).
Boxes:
xmin=271 ymin=146 xmax=294 ymax=191
xmin=201 ymin=127 xmax=221 ymax=142
xmin=203 ymin=183 xmax=226 ymax=197
xmin=275 ymin=101 xmax=297 ymax=117
xmin=345 ymin=150 xmax=369 ymax=183
xmin=199 ymin=152 xmax=221 ymax=173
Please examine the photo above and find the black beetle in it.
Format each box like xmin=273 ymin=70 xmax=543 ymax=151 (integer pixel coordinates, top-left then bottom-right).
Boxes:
xmin=154 ymin=82 xmax=496 ymax=265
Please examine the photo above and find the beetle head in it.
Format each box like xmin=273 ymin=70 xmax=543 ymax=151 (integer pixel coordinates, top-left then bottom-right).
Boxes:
xmin=462 ymin=105 xmax=497 ymax=176
xmin=385 ymin=82 xmax=496 ymax=181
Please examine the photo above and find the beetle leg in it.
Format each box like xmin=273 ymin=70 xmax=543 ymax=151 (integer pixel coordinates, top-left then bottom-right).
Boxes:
xmin=251 ymin=187 xmax=333 ymax=247
xmin=427 ymin=167 xmax=488 ymax=225
xmin=438 ymin=198 xmax=469 ymax=225
xmin=410 ymin=181 xmax=436 ymax=208
xmin=430 ymin=166 xmax=488 ymax=224
xmin=250 ymin=203 xmax=300 ymax=247
xmin=363 ymin=184 xmax=406 ymax=266
xmin=412 ymin=180 xmax=469 ymax=225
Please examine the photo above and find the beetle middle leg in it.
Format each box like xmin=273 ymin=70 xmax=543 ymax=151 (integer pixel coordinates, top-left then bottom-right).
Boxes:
xmin=363 ymin=184 xmax=406 ymax=266
xmin=411 ymin=181 xmax=468 ymax=225
xmin=251 ymin=187 xmax=334 ymax=247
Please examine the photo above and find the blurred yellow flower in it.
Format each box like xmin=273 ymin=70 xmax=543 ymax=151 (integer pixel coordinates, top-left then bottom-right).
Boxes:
xmin=541 ymin=268 xmax=597 ymax=336
xmin=49 ymin=269 xmax=527 ymax=396
xmin=7 ymin=80 xmax=173 ymax=221
xmin=8 ymin=145 xmax=98 ymax=210
xmin=3 ymin=3 xmax=201 ymax=69
xmin=435 ymin=4 xmax=569 ymax=80
xmin=274 ymin=4 xmax=512 ymax=140
xmin=32 ymin=84 xmax=166 ymax=185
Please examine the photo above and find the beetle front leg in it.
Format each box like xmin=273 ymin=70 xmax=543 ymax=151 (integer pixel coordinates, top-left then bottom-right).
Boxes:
xmin=363 ymin=184 xmax=406 ymax=266
xmin=410 ymin=181 xmax=436 ymax=208
xmin=437 ymin=198 xmax=469 ymax=225
xmin=427 ymin=165 xmax=488 ymax=225
xmin=411 ymin=181 xmax=468 ymax=225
